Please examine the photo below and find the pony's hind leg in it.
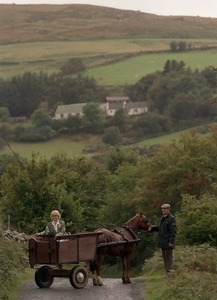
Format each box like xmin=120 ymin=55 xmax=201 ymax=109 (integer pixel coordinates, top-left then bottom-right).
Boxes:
xmin=90 ymin=259 xmax=103 ymax=286
xmin=95 ymin=256 xmax=104 ymax=286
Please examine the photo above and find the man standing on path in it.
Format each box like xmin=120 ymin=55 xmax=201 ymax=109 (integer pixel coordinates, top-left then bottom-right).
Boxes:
xmin=149 ymin=203 xmax=177 ymax=274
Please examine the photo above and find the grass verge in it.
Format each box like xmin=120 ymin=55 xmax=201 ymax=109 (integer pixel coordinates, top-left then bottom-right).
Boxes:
xmin=7 ymin=268 xmax=35 ymax=300
xmin=142 ymin=244 xmax=217 ymax=300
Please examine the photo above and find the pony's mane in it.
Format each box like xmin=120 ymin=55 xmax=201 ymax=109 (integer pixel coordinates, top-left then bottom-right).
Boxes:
xmin=124 ymin=213 xmax=140 ymax=225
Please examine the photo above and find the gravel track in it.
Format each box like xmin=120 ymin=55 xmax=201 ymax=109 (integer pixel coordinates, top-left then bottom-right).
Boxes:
xmin=17 ymin=278 xmax=145 ymax=300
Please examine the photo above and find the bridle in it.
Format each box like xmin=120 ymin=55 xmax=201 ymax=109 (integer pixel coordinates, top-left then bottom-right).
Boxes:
xmin=140 ymin=215 xmax=152 ymax=231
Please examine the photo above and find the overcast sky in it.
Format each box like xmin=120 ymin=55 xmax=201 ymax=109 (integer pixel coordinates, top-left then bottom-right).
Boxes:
xmin=0 ymin=0 xmax=217 ymax=18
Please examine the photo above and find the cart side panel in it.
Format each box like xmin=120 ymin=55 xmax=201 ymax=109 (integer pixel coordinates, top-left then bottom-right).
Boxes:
xmin=58 ymin=239 xmax=78 ymax=263
xmin=50 ymin=238 xmax=59 ymax=264
xmin=29 ymin=238 xmax=37 ymax=265
xmin=36 ymin=240 xmax=52 ymax=264
xmin=78 ymin=236 xmax=97 ymax=261
xmin=29 ymin=237 xmax=59 ymax=265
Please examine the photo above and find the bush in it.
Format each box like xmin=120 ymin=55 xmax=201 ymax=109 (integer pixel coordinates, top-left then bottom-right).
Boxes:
xmin=0 ymin=237 xmax=28 ymax=299
xmin=143 ymin=244 xmax=217 ymax=299
xmin=16 ymin=125 xmax=57 ymax=142
xmin=102 ymin=126 xmax=122 ymax=146
xmin=176 ymin=194 xmax=217 ymax=247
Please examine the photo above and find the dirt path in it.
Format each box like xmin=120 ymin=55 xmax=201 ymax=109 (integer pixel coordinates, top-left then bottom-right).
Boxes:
xmin=17 ymin=278 xmax=144 ymax=300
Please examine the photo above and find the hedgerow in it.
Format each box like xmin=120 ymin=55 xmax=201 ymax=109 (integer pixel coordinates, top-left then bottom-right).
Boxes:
xmin=0 ymin=237 xmax=28 ymax=300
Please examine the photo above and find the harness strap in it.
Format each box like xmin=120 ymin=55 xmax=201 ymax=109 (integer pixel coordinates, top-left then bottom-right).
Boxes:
xmin=112 ymin=228 xmax=130 ymax=241
xmin=122 ymin=224 xmax=138 ymax=240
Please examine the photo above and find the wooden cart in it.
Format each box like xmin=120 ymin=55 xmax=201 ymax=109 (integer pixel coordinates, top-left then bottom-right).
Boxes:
xmin=28 ymin=231 xmax=102 ymax=289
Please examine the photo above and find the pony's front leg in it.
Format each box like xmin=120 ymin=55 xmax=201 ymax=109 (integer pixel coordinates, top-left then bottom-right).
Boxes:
xmin=121 ymin=257 xmax=128 ymax=284
xmin=125 ymin=256 xmax=132 ymax=284
xmin=89 ymin=262 xmax=98 ymax=286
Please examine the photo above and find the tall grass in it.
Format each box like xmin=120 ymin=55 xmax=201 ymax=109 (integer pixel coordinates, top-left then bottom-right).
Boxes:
xmin=143 ymin=245 xmax=217 ymax=300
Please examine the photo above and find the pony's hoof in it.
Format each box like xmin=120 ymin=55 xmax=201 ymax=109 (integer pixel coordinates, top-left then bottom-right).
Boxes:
xmin=123 ymin=280 xmax=131 ymax=284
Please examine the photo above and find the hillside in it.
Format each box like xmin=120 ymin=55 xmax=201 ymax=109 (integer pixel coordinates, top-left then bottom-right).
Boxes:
xmin=1 ymin=4 xmax=217 ymax=44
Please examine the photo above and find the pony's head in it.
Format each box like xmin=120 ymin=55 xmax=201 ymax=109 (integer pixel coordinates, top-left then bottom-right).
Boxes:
xmin=138 ymin=213 xmax=152 ymax=231
xmin=125 ymin=213 xmax=152 ymax=232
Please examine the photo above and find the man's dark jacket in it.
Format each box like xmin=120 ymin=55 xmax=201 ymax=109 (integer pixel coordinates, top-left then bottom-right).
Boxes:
xmin=151 ymin=214 xmax=177 ymax=249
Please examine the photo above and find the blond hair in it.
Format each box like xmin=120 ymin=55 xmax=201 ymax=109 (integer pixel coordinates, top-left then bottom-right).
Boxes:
xmin=50 ymin=210 xmax=61 ymax=219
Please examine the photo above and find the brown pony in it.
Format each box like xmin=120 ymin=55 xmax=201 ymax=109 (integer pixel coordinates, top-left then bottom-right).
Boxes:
xmin=90 ymin=213 xmax=152 ymax=286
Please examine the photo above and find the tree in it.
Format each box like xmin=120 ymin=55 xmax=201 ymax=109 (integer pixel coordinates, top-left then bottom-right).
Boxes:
xmin=177 ymin=193 xmax=217 ymax=246
xmin=167 ymin=92 xmax=197 ymax=123
xmin=60 ymin=58 xmax=86 ymax=75
xmin=62 ymin=115 xmax=83 ymax=133
xmin=83 ymin=102 xmax=104 ymax=133
xmin=112 ymin=108 xmax=126 ymax=132
xmin=0 ymin=107 xmax=10 ymax=121
xmin=105 ymin=148 xmax=138 ymax=173
xmin=102 ymin=126 xmax=122 ymax=146
xmin=1 ymin=155 xmax=65 ymax=233
xmin=133 ymin=112 xmax=168 ymax=136
xmin=178 ymin=41 xmax=187 ymax=51
xmin=31 ymin=109 xmax=52 ymax=127
xmin=169 ymin=40 xmax=178 ymax=52
xmin=125 ymin=73 xmax=157 ymax=101
xmin=15 ymin=125 xmax=56 ymax=142
xmin=131 ymin=127 xmax=217 ymax=219
xmin=49 ymin=155 xmax=109 ymax=231
xmin=0 ymin=153 xmax=109 ymax=233
xmin=0 ymin=122 xmax=13 ymax=139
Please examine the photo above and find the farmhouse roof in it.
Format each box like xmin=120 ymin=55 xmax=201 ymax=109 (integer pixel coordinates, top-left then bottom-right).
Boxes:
xmin=105 ymin=96 xmax=130 ymax=102
xmin=108 ymin=101 xmax=147 ymax=110
xmin=55 ymin=103 xmax=86 ymax=114
xmin=109 ymin=103 xmax=124 ymax=109
xmin=126 ymin=101 xmax=147 ymax=109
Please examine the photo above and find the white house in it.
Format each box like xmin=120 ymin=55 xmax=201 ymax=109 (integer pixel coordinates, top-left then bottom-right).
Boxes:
xmin=54 ymin=103 xmax=86 ymax=120
xmin=100 ymin=96 xmax=148 ymax=116
xmin=54 ymin=96 xmax=148 ymax=120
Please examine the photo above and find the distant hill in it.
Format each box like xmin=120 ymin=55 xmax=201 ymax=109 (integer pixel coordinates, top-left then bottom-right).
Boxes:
xmin=1 ymin=4 xmax=217 ymax=45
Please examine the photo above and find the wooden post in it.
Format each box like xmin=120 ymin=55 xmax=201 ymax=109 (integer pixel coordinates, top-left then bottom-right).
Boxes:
xmin=7 ymin=214 xmax=10 ymax=230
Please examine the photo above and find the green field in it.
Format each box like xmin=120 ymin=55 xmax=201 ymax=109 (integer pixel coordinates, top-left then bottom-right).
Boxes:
xmin=1 ymin=38 xmax=217 ymax=83
xmin=84 ymin=49 xmax=217 ymax=85
xmin=1 ymin=4 xmax=217 ymax=82
xmin=0 ymin=136 xmax=97 ymax=159
xmin=0 ymin=127 xmax=210 ymax=160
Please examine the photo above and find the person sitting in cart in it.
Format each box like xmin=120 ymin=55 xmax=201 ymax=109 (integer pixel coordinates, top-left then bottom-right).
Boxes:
xmin=37 ymin=210 xmax=66 ymax=236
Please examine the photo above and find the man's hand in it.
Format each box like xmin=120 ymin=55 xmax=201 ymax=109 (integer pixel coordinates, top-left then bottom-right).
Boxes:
xmin=169 ymin=242 xmax=175 ymax=248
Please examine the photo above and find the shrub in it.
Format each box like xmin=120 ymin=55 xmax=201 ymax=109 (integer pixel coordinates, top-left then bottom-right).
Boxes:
xmin=0 ymin=237 xmax=28 ymax=299
xmin=143 ymin=244 xmax=217 ymax=299
xmin=16 ymin=125 xmax=57 ymax=142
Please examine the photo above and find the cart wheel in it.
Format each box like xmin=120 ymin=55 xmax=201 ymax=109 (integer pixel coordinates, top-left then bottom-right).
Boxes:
xmin=69 ymin=266 xmax=88 ymax=289
xmin=35 ymin=265 xmax=54 ymax=288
